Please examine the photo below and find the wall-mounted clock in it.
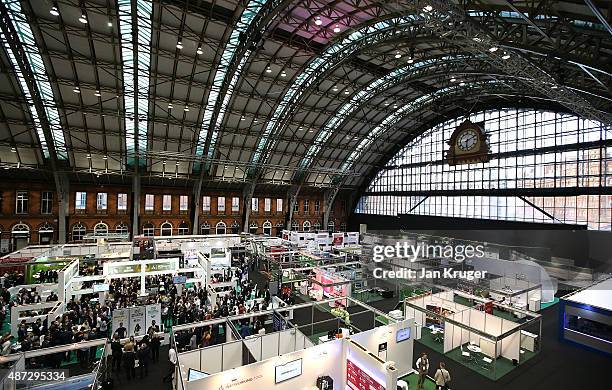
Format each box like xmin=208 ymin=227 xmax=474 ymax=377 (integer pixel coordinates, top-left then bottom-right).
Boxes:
xmin=446 ymin=120 xmax=491 ymax=165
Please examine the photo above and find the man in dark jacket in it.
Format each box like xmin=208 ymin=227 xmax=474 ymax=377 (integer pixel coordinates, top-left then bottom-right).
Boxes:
xmin=111 ymin=335 xmax=122 ymax=371
xmin=137 ymin=342 xmax=151 ymax=378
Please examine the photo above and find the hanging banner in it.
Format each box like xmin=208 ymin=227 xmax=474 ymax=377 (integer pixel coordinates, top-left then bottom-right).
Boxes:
xmin=145 ymin=303 xmax=162 ymax=331
xmin=112 ymin=308 xmax=129 ymax=335
xmin=332 ymin=233 xmax=344 ymax=247
xmin=129 ymin=306 xmax=146 ymax=337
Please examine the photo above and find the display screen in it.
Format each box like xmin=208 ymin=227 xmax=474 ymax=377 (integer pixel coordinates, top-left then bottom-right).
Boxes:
xmin=187 ymin=368 xmax=209 ymax=381
xmin=396 ymin=327 xmax=411 ymax=342
xmin=173 ymin=276 xmax=187 ymax=284
xmin=275 ymin=358 xmax=302 ymax=384
xmin=92 ymin=283 xmax=110 ymax=292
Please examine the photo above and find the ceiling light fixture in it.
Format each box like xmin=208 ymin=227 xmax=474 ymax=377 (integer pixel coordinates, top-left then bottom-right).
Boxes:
xmin=240 ymin=115 xmax=245 ymax=121
xmin=197 ymin=46 xmax=203 ymax=55
xmin=333 ymin=24 xmax=340 ymax=33
xmin=459 ymin=82 xmax=466 ymax=86
xmin=11 ymin=147 xmax=17 ymax=153
xmin=384 ymin=102 xmax=390 ymax=106
xmin=86 ymin=154 xmax=91 ymax=159
xmin=423 ymin=5 xmax=433 ymax=12
xmin=107 ymin=21 xmax=112 ymax=27
xmin=280 ymin=70 xmax=286 ymax=77
xmin=168 ymin=103 xmax=173 ymax=109
xmin=265 ymin=65 xmax=272 ymax=73
xmin=78 ymin=14 xmax=87 ymax=24
xmin=315 ymin=16 xmax=322 ymax=26
xmin=94 ymin=90 xmax=101 ymax=97
xmin=176 ymin=41 xmax=183 ymax=49
xmin=73 ymin=86 xmax=80 ymax=93
xmin=344 ymin=89 xmax=349 ymax=95
xmin=184 ymin=106 xmax=189 ymax=112
xmin=489 ymin=46 xmax=498 ymax=52
xmin=393 ymin=104 xmax=398 ymax=109
xmin=394 ymin=51 xmax=402 ymax=59
xmin=50 ymin=6 xmax=59 ymax=16
xmin=103 ymin=155 xmax=108 ymax=160
xmin=407 ymin=58 xmax=414 ymax=64
xmin=450 ymin=78 xmax=456 ymax=82
xmin=332 ymin=86 xmax=338 ymax=92
xmin=502 ymin=53 xmax=511 ymax=60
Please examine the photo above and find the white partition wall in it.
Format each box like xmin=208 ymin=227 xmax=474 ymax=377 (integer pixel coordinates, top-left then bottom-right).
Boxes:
xmin=350 ymin=318 xmax=416 ymax=376
xmin=200 ymin=345 xmax=223 ymax=374
xmin=186 ymin=339 xmax=344 ymax=390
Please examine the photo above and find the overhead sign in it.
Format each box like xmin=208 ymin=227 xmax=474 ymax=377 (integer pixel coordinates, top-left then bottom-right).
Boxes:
xmin=92 ymin=283 xmax=110 ymax=293
xmin=173 ymin=275 xmax=187 ymax=284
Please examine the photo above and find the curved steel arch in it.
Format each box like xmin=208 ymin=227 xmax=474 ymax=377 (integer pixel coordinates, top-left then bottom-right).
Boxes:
xmin=195 ymin=0 xmax=293 ymax=170
xmin=294 ymin=54 xmax=492 ymax=178
xmin=0 ymin=0 xmax=67 ymax=161
xmin=248 ymin=15 xmax=428 ymax=172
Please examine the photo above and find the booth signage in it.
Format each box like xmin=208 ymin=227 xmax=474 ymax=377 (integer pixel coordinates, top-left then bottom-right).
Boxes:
xmin=378 ymin=342 xmax=387 ymax=353
xmin=112 ymin=308 xmax=129 ymax=334
xmin=145 ymin=261 xmax=175 ymax=273
xmin=346 ymin=359 xmax=385 ymax=390
xmin=332 ymin=233 xmax=344 ymax=247
xmin=107 ymin=263 xmax=142 ymax=276
xmin=173 ymin=275 xmax=187 ymax=284
xmin=129 ymin=306 xmax=146 ymax=336
xmin=145 ymin=304 xmax=162 ymax=331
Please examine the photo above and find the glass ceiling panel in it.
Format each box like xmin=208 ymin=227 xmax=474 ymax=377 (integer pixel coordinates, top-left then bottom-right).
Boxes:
xmin=2 ymin=0 xmax=67 ymax=159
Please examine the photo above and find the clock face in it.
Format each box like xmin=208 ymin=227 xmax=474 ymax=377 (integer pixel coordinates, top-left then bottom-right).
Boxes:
xmin=456 ymin=129 xmax=479 ymax=151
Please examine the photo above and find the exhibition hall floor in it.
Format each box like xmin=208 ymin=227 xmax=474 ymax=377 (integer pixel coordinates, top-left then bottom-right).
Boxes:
xmin=108 ymin=272 xmax=607 ymax=390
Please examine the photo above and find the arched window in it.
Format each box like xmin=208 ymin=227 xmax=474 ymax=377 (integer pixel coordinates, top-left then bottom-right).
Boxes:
xmin=327 ymin=221 xmax=335 ymax=233
xmin=231 ymin=221 xmax=240 ymax=234
xmin=160 ymin=221 xmax=173 ymax=236
xmin=302 ymin=220 xmax=311 ymax=232
xmin=72 ymin=222 xmax=86 ymax=241
xmin=116 ymin=222 xmax=129 ymax=235
xmin=178 ymin=221 xmax=189 ymax=235
xmin=314 ymin=221 xmax=321 ymax=231
xmin=216 ymin=221 xmax=226 ymax=235
xmin=11 ymin=223 xmax=30 ymax=250
xmin=200 ymin=222 xmax=210 ymax=235
xmin=291 ymin=220 xmax=299 ymax=231
xmin=357 ymin=109 xmax=612 ymax=231
xmin=249 ymin=222 xmax=258 ymax=234
xmin=262 ymin=220 xmax=272 ymax=236
xmin=94 ymin=222 xmax=108 ymax=235
xmin=142 ymin=222 xmax=155 ymax=237
xmin=38 ymin=222 xmax=54 ymax=244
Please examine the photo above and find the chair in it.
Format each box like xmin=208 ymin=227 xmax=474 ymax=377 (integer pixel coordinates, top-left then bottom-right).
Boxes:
xmin=481 ymin=356 xmax=493 ymax=370
xmin=461 ymin=344 xmax=472 ymax=363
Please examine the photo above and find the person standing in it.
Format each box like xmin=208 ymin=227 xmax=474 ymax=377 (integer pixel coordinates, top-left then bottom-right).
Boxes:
xmin=148 ymin=320 xmax=160 ymax=362
xmin=122 ymin=344 xmax=136 ymax=381
xmin=111 ymin=335 xmax=122 ymax=371
xmin=162 ymin=346 xmax=177 ymax=383
xmin=415 ymin=352 xmax=429 ymax=390
xmin=137 ymin=341 xmax=151 ymax=379
xmin=434 ymin=361 xmax=451 ymax=390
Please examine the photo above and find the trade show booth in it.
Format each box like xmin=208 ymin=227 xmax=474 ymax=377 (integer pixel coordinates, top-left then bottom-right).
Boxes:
xmin=559 ymin=276 xmax=612 ymax=355
xmin=173 ymin=297 xmax=417 ymax=390
xmin=404 ymin=289 xmax=542 ymax=380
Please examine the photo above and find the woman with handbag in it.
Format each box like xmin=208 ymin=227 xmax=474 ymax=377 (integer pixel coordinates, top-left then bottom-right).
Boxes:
xmin=434 ymin=361 xmax=451 ymax=390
